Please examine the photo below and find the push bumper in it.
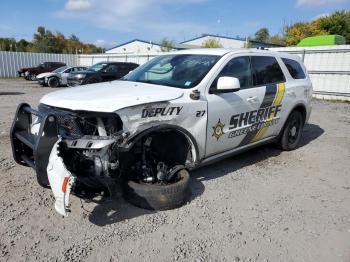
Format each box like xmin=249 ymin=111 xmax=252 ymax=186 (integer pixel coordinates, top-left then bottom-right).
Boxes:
xmin=10 ymin=103 xmax=59 ymax=186
xmin=10 ymin=103 xmax=75 ymax=216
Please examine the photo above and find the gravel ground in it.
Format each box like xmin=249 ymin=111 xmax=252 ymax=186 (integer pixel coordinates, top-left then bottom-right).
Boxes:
xmin=0 ymin=78 xmax=349 ymax=262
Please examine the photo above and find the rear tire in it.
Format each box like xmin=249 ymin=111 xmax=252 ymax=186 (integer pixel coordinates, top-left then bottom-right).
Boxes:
xmin=279 ymin=110 xmax=304 ymax=151
xmin=123 ymin=169 xmax=191 ymax=210
xmin=47 ymin=77 xmax=59 ymax=88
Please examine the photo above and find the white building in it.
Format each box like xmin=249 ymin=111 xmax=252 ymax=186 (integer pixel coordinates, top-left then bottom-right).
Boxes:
xmin=105 ymin=35 xmax=282 ymax=54
xmin=181 ymin=34 xmax=282 ymax=49
xmin=182 ymin=34 xmax=246 ymax=48
xmin=106 ymin=39 xmax=164 ymax=54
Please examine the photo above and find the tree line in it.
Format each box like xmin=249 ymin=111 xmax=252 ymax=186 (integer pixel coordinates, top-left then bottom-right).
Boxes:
xmin=0 ymin=26 xmax=104 ymax=54
xmin=253 ymin=10 xmax=350 ymax=46
xmin=161 ymin=10 xmax=350 ymax=48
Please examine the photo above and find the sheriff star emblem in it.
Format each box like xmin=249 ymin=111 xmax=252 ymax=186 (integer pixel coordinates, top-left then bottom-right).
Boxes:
xmin=212 ymin=119 xmax=225 ymax=141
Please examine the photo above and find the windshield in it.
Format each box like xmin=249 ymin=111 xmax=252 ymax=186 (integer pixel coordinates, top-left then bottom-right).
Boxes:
xmin=123 ymin=54 xmax=220 ymax=88
xmin=87 ymin=63 xmax=108 ymax=72
xmin=53 ymin=66 xmax=68 ymax=73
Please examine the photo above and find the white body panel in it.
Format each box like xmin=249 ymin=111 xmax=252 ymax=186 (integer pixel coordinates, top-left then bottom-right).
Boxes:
xmin=39 ymin=49 xmax=312 ymax=216
xmin=41 ymin=49 xmax=312 ymax=162
xmin=40 ymin=81 xmax=185 ymax=112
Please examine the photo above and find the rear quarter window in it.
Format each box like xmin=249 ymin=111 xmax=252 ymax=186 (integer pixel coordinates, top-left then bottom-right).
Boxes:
xmin=282 ymin=58 xmax=306 ymax=79
xmin=251 ymin=56 xmax=285 ymax=86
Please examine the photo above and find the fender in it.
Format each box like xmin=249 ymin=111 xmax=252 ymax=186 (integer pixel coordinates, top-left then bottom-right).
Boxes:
xmin=278 ymin=102 xmax=308 ymax=137
xmin=119 ymin=124 xmax=200 ymax=165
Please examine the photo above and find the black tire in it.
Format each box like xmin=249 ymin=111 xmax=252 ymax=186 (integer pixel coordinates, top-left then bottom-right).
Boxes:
xmin=279 ymin=110 xmax=304 ymax=151
xmin=123 ymin=169 xmax=191 ymax=210
xmin=37 ymin=173 xmax=50 ymax=189
xmin=29 ymin=73 xmax=36 ymax=81
xmin=47 ymin=77 xmax=59 ymax=88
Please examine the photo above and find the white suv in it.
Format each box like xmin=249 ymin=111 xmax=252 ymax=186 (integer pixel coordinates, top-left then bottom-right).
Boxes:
xmin=11 ymin=49 xmax=312 ymax=216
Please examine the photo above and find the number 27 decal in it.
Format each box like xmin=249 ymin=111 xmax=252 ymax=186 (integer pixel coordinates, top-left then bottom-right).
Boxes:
xmin=196 ymin=110 xmax=206 ymax=117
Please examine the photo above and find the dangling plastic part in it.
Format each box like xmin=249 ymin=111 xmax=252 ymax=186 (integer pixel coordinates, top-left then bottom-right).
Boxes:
xmin=47 ymin=139 xmax=76 ymax=216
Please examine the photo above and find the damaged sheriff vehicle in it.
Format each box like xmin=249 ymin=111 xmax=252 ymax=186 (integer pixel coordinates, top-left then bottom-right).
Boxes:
xmin=10 ymin=49 xmax=312 ymax=216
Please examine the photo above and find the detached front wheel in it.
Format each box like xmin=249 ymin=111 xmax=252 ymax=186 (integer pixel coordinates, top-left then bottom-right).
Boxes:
xmin=123 ymin=169 xmax=191 ymax=210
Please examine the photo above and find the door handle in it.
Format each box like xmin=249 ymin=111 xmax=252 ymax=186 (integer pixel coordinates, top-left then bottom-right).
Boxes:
xmin=247 ymin=96 xmax=258 ymax=103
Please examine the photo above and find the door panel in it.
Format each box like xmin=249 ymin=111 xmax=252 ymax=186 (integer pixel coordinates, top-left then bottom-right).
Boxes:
xmin=206 ymin=87 xmax=264 ymax=156
xmin=205 ymin=55 xmax=288 ymax=157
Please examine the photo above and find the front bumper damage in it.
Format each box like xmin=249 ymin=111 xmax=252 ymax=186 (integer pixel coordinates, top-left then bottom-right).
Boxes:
xmin=10 ymin=103 xmax=121 ymax=216
xmin=10 ymin=103 xmax=74 ymax=216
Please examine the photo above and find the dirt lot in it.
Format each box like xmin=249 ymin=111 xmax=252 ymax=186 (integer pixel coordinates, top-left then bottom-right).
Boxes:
xmin=0 ymin=78 xmax=349 ymax=262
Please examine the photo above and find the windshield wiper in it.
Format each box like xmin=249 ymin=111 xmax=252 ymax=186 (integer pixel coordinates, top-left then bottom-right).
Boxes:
xmin=134 ymin=80 xmax=156 ymax=84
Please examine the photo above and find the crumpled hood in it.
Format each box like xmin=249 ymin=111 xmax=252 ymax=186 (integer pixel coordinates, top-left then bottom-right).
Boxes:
xmin=40 ymin=80 xmax=184 ymax=112
xmin=37 ymin=72 xmax=56 ymax=79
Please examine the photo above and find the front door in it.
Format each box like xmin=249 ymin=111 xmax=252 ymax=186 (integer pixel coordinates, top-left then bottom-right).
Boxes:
xmin=205 ymin=55 xmax=286 ymax=157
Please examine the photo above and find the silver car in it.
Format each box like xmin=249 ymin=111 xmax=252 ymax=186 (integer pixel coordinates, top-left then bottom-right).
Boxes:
xmin=36 ymin=66 xmax=87 ymax=87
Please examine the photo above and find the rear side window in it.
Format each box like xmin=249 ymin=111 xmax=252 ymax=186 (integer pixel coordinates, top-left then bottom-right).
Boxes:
xmin=251 ymin=56 xmax=285 ymax=86
xmin=282 ymin=58 xmax=306 ymax=79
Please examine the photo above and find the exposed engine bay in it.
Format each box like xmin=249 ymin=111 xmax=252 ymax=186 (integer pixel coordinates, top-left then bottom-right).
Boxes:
xmin=35 ymin=104 xmax=192 ymax=215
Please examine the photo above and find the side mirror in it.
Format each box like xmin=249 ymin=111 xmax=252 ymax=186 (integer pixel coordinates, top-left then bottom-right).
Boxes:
xmin=216 ymin=76 xmax=240 ymax=93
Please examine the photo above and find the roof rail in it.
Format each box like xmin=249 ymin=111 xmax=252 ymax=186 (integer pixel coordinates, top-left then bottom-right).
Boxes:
xmin=256 ymin=47 xmax=269 ymax=50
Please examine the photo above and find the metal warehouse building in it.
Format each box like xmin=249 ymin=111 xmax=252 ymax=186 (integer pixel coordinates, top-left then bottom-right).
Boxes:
xmin=105 ymin=34 xmax=282 ymax=54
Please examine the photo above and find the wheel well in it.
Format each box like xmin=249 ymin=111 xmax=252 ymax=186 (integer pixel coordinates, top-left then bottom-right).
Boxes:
xmin=146 ymin=130 xmax=191 ymax=166
xmin=120 ymin=128 xmax=196 ymax=174
xmin=48 ymin=76 xmax=59 ymax=81
xmin=292 ymin=104 xmax=307 ymax=123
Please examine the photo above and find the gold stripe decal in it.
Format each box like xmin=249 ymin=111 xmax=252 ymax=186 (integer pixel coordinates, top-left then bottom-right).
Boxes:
xmin=252 ymin=83 xmax=285 ymax=142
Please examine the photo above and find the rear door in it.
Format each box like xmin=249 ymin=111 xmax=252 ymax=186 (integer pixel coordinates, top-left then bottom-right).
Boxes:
xmin=242 ymin=55 xmax=287 ymax=142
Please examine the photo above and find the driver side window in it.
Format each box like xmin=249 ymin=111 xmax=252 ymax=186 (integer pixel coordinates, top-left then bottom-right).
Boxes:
xmin=211 ymin=56 xmax=252 ymax=91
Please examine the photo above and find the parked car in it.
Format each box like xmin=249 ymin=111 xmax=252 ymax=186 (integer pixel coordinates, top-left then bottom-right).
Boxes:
xmin=67 ymin=61 xmax=139 ymax=86
xmin=36 ymin=66 xmax=87 ymax=87
xmin=10 ymin=49 xmax=312 ymax=216
xmin=18 ymin=62 xmax=66 ymax=81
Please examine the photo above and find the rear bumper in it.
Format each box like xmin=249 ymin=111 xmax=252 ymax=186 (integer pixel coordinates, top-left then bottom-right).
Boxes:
xmin=10 ymin=103 xmax=59 ymax=186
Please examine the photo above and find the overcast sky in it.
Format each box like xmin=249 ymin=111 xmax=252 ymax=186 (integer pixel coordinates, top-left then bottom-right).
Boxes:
xmin=0 ymin=0 xmax=349 ymax=48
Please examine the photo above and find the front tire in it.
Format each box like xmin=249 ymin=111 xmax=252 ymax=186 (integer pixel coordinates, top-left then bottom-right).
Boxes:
xmin=123 ymin=169 xmax=191 ymax=210
xmin=279 ymin=110 xmax=304 ymax=151
xmin=29 ymin=73 xmax=36 ymax=81
xmin=47 ymin=77 xmax=59 ymax=88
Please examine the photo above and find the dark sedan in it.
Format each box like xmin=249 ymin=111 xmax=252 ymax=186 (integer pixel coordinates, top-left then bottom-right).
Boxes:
xmin=67 ymin=62 xmax=139 ymax=86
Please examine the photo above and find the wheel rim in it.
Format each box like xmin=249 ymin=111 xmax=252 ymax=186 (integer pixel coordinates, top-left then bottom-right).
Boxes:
xmin=288 ymin=116 xmax=301 ymax=144
xmin=51 ymin=78 xmax=58 ymax=87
